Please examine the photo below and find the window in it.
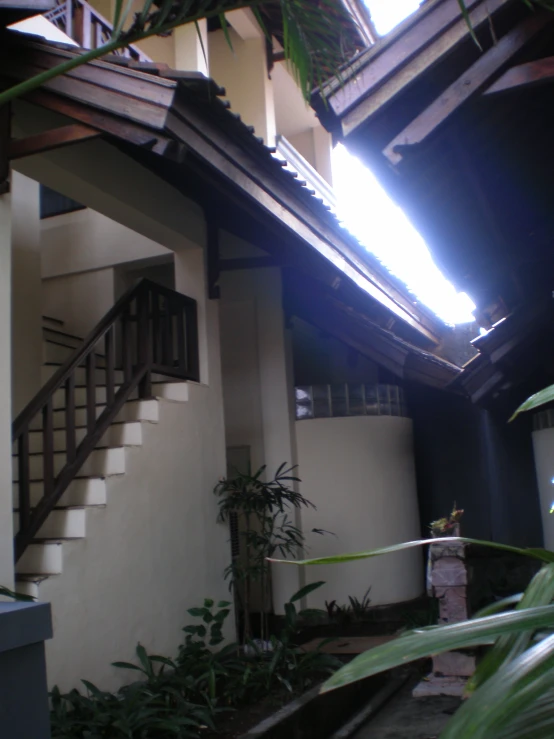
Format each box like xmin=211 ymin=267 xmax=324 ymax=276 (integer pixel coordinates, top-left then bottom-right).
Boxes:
xmin=40 ymin=184 xmax=86 ymax=219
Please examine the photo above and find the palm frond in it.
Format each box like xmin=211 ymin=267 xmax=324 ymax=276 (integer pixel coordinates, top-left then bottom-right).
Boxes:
xmin=0 ymin=0 xmax=356 ymax=107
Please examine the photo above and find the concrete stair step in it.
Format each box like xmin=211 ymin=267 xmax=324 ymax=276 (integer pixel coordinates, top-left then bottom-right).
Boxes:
xmin=42 ymin=327 xmax=84 ymax=346
xmin=43 ymin=340 xmax=106 ymax=366
xmin=12 ymin=477 xmax=107 ymax=508
xmin=13 ymin=507 xmax=86 ymax=539
xmin=42 ymin=364 xmax=126 ymax=386
xmin=16 ymin=542 xmax=63 ymax=576
xmin=14 ymin=577 xmax=42 ymax=600
xmin=12 ymin=447 xmax=126 ymax=482
xmin=46 ymin=381 xmax=187 ymax=411
xmin=42 ymin=364 xmax=176 ymax=386
xmin=15 ymin=421 xmax=142 ymax=455
xmin=29 ymin=398 xmax=160 ymax=431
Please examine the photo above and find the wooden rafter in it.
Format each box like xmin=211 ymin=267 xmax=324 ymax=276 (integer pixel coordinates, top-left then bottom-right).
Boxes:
xmin=382 ymin=11 xmax=552 ymax=165
xmin=340 ymin=0 xmax=511 ymax=138
xmin=220 ymin=257 xmax=281 ymax=271
xmin=23 ymin=88 xmax=169 ymax=154
xmin=484 ymin=56 xmax=554 ymax=95
xmin=8 ymin=123 xmax=100 ymax=160
xmin=325 ymin=0 xmax=486 ymax=118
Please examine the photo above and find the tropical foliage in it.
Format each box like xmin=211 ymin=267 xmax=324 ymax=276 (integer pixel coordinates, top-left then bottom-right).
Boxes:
xmin=0 ymin=0 xmax=356 ymax=107
xmin=50 ymin=586 xmax=340 ymax=738
xmin=510 ymin=383 xmax=554 ymax=421
xmin=272 ymin=537 xmax=554 ymax=739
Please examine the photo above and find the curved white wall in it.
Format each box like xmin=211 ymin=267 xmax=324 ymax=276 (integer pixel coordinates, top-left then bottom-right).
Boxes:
xmin=296 ymin=416 xmax=423 ymax=609
xmin=532 ymin=428 xmax=554 ymax=549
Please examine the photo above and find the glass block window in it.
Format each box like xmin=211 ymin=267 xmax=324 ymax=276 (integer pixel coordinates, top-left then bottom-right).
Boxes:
xmin=295 ymin=384 xmax=408 ymax=420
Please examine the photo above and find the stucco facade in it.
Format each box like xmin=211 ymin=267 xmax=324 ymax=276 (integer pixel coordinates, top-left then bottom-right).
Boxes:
xmin=0 ymin=3 xmax=437 ymax=693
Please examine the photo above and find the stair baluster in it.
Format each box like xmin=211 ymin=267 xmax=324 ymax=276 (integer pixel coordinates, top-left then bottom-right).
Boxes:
xmin=13 ymin=279 xmax=199 ymax=562
xmin=44 ymin=0 xmax=151 ymax=63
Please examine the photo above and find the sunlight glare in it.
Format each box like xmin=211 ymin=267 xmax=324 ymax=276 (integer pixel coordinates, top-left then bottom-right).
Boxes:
xmin=365 ymin=0 xmax=421 ymax=35
xmin=332 ymin=144 xmax=476 ymax=326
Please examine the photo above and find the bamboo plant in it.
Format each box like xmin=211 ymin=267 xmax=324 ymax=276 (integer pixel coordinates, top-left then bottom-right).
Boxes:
xmin=215 ymin=463 xmax=322 ymax=645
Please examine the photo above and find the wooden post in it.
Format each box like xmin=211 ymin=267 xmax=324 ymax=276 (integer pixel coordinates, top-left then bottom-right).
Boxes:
xmin=0 ymin=104 xmax=10 ymax=195
xmin=414 ymin=531 xmax=476 ymax=698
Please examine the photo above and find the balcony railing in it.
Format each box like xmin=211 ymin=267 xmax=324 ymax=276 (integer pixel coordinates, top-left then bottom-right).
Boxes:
xmin=44 ymin=0 xmax=151 ymax=62
xmin=275 ymin=135 xmax=337 ymax=214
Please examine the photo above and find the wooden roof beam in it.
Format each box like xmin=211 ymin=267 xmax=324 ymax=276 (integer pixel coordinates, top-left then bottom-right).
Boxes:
xmin=325 ymin=0 xmax=485 ymax=119
xmin=484 ymin=56 xmax=554 ymax=95
xmin=383 ymin=11 xmax=552 ymax=166
xmin=8 ymin=123 xmax=100 ymax=160
xmin=339 ymin=0 xmax=511 ymax=138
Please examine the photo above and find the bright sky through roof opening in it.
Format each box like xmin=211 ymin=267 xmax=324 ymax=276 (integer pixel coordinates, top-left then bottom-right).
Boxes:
xmin=330 ymin=0 xmax=476 ymax=325
xmin=365 ymin=0 xmax=421 ymax=35
xmin=332 ymin=144 xmax=476 ymax=325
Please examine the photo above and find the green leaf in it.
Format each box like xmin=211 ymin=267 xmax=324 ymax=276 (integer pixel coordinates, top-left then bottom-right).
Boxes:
xmin=467 ymin=564 xmax=554 ymax=695
xmin=0 ymin=584 xmax=34 ymax=601
xmin=289 ymin=581 xmax=326 ymax=603
xmin=187 ymin=607 xmax=206 ymax=618
xmin=136 ymin=643 xmax=151 ymax=673
xmin=219 ymin=13 xmax=235 ymax=54
xmin=441 ymin=635 xmax=554 ymax=738
xmin=321 ymin=605 xmax=554 ymax=693
xmin=111 ymin=661 xmax=144 ymax=672
xmin=270 ymin=537 xmax=554 ymax=567
xmin=510 ymin=384 xmax=554 ymax=421
xmin=473 ymin=593 xmax=523 ymax=618
xmin=457 ymin=0 xmax=483 ymax=49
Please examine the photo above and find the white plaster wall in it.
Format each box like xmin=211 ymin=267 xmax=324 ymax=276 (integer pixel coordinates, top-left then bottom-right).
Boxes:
xmin=209 ymin=29 xmax=276 ymax=145
xmin=532 ymin=428 xmax=554 ymax=549
xmin=13 ymin=128 xmax=205 ymax=255
xmin=41 ymin=208 xmax=171 ymax=279
xmin=41 ymin=308 xmax=230 ymax=692
xmin=42 ymin=269 xmax=116 ymax=339
xmin=0 ymin=193 xmax=14 ymax=589
xmin=11 ymin=172 xmax=42 ymax=416
xmin=174 ymin=20 xmax=208 ymax=76
xmin=296 ymin=416 xmax=423 ymax=609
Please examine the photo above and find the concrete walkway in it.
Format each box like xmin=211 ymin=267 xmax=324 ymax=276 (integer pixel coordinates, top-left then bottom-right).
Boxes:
xmin=352 ymin=683 xmax=461 ymax=739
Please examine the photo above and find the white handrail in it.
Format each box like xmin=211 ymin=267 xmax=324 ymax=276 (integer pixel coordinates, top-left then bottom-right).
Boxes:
xmin=274 ymin=134 xmax=337 ymax=213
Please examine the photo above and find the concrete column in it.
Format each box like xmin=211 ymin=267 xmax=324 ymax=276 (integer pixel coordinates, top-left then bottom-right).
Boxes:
xmin=0 ymin=190 xmax=14 ymax=590
xmin=209 ymin=29 xmax=276 ymax=146
xmin=174 ymin=20 xmax=209 ymax=76
xmin=532 ymin=427 xmax=554 ymax=549
xmin=11 ymin=171 xmax=42 ymax=417
xmin=254 ymin=269 xmax=301 ymax=609
xmin=313 ymin=125 xmax=334 ymax=186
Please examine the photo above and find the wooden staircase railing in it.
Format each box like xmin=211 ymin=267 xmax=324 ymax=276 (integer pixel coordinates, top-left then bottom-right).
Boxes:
xmin=13 ymin=278 xmax=199 ymax=562
xmin=43 ymin=0 xmax=151 ymax=62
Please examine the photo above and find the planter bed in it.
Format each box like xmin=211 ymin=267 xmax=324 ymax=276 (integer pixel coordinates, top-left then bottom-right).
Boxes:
xmin=226 ymin=670 xmax=409 ymax=739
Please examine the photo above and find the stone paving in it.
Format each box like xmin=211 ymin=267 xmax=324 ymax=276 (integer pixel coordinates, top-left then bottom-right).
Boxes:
xmin=352 ymin=683 xmax=461 ymax=739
